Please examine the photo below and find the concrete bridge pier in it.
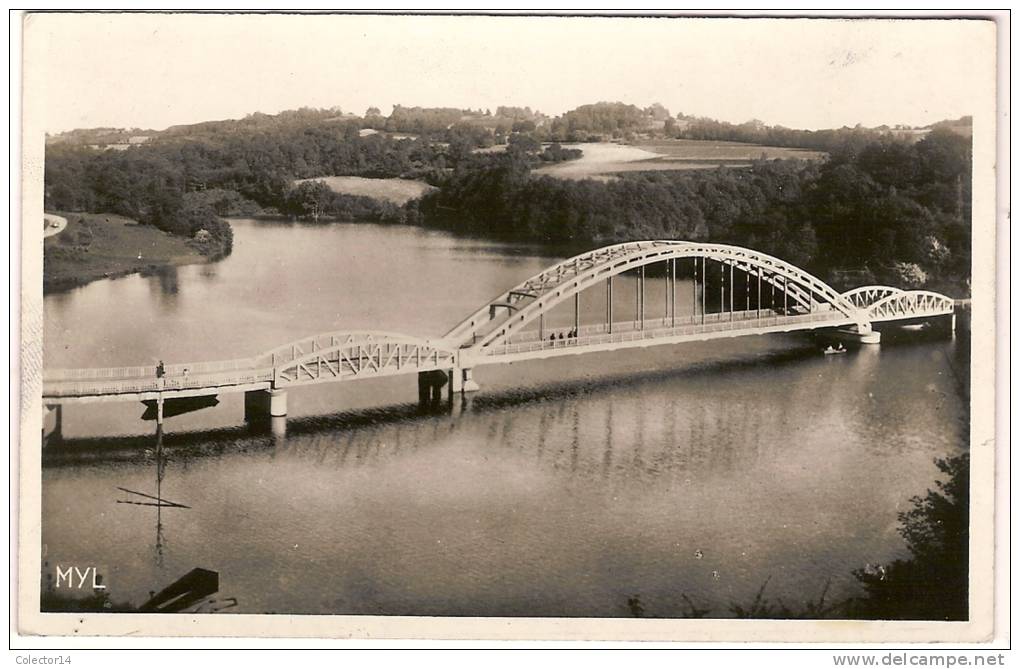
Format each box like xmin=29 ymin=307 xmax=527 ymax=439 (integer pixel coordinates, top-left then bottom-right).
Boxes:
xmin=835 ymin=327 xmax=882 ymax=345
xmin=447 ymin=367 xmax=480 ymax=396
xmin=244 ymin=388 xmax=288 ymax=422
xmin=462 ymin=368 xmax=480 ymax=393
xmin=915 ymin=312 xmax=958 ymax=338
xmin=417 ymin=370 xmax=448 ymax=410
xmin=271 ymin=415 xmax=288 ymax=440
xmin=449 ymin=368 xmax=463 ymax=395
xmin=446 ymin=368 xmax=480 ymax=401
xmin=43 ymin=404 xmax=62 ymax=444
xmin=929 ymin=312 xmax=957 ymax=335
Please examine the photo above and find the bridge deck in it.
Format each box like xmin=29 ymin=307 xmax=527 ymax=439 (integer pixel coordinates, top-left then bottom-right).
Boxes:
xmin=43 ymin=305 xmax=952 ymax=403
xmin=40 ymin=239 xmax=956 ymax=406
xmin=479 ymin=309 xmax=852 ymax=364
xmin=42 ymin=369 xmax=274 ymax=403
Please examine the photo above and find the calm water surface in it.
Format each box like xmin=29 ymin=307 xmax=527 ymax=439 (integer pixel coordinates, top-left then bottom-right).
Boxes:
xmin=42 ymin=219 xmax=969 ymax=617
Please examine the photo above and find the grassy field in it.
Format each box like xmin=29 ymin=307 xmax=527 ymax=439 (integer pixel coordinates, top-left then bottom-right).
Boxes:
xmin=294 ymin=176 xmax=436 ymax=205
xmin=533 ymin=140 xmax=827 ymax=180
xmin=43 ymin=213 xmax=209 ymax=292
xmin=636 ymin=138 xmax=827 ymax=162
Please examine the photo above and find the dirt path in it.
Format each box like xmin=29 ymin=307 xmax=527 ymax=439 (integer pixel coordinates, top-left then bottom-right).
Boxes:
xmin=43 ymin=213 xmax=68 ymax=238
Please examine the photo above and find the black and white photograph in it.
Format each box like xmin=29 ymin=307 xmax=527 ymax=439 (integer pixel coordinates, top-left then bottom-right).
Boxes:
xmin=14 ymin=11 xmax=1003 ymax=646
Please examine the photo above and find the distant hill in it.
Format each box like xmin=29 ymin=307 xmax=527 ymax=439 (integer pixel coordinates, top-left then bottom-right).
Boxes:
xmin=46 ymin=103 xmax=972 ymax=155
xmin=927 ymin=116 xmax=973 ymax=138
xmin=45 ymin=127 xmax=157 ymax=149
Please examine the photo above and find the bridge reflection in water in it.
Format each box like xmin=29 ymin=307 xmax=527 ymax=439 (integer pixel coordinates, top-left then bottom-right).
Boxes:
xmin=42 ymin=240 xmax=956 ymax=436
xmin=41 ymin=324 xmax=967 ymax=616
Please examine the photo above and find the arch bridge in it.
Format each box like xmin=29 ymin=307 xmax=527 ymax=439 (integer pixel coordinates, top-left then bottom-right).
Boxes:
xmin=42 ymin=240 xmax=957 ymax=425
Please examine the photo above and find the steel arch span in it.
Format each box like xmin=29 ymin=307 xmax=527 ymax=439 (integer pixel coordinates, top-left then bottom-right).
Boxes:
xmin=446 ymin=240 xmax=872 ymax=355
xmin=39 ymin=241 xmax=957 ymax=406
xmin=256 ymin=331 xmax=459 ymax=387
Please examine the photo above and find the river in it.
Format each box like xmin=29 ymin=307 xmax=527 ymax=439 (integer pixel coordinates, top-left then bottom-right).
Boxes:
xmin=41 ymin=218 xmax=969 ymax=617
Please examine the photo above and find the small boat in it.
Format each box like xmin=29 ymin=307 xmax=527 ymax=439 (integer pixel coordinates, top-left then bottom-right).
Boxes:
xmin=823 ymin=344 xmax=848 ymax=355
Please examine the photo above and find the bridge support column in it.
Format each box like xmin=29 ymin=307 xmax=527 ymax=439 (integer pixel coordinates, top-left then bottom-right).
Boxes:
xmin=462 ymin=368 xmax=480 ymax=393
xmin=269 ymin=390 xmax=288 ymax=416
xmin=860 ymin=331 xmax=881 ymax=344
xmin=245 ymin=388 xmax=288 ymax=421
xmin=43 ymin=404 xmax=62 ymax=444
xmin=418 ymin=370 xmax=448 ymax=409
xmin=269 ymin=389 xmax=289 ymax=416
xmin=449 ymin=368 xmax=463 ymax=395
xmin=835 ymin=327 xmax=882 ymax=345
xmin=271 ymin=415 xmax=288 ymax=440
xmin=447 ymin=367 xmax=480 ymax=396
xmin=926 ymin=313 xmax=957 ymax=336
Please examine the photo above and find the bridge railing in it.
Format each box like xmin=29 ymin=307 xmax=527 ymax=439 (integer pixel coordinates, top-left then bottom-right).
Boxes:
xmin=489 ymin=310 xmax=849 ymax=357
xmin=164 ymin=358 xmax=261 ymax=376
xmin=42 ymin=367 xmax=275 ymax=398
xmin=43 ymin=357 xmax=261 ymax=382
xmin=43 ymin=365 xmax=161 ymax=381
xmin=508 ymin=307 xmax=833 ymax=344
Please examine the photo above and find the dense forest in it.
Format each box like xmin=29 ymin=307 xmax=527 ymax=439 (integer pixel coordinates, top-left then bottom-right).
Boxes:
xmin=676 ymin=114 xmax=972 ymax=154
xmin=44 ymin=116 xmax=579 ymax=225
xmin=44 ymin=102 xmax=972 ymax=294
xmin=417 ymin=128 xmax=972 ymax=293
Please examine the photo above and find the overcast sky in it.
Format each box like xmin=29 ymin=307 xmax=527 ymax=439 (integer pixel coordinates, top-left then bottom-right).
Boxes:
xmin=25 ymin=13 xmax=994 ymax=134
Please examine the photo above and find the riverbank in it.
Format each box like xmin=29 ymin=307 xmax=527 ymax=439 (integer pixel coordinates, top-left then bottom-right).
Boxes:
xmin=43 ymin=213 xmax=226 ymax=293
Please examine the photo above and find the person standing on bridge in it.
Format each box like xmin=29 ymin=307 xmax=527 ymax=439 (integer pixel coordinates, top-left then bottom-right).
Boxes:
xmin=156 ymin=360 xmax=165 ymax=379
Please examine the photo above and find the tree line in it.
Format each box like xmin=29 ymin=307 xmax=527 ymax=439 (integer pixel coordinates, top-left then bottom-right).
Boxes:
xmin=44 ymin=103 xmax=972 ymax=293
xmin=416 ymin=128 xmax=972 ymax=293
xmin=44 ymin=114 xmax=583 ymax=228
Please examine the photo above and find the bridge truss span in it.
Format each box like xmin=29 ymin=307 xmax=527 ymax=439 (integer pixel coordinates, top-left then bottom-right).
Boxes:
xmin=863 ymin=290 xmax=956 ymax=322
xmin=841 ymin=285 xmax=906 ymax=309
xmin=258 ymin=331 xmax=460 ymax=388
xmin=41 ymin=240 xmax=958 ymax=406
